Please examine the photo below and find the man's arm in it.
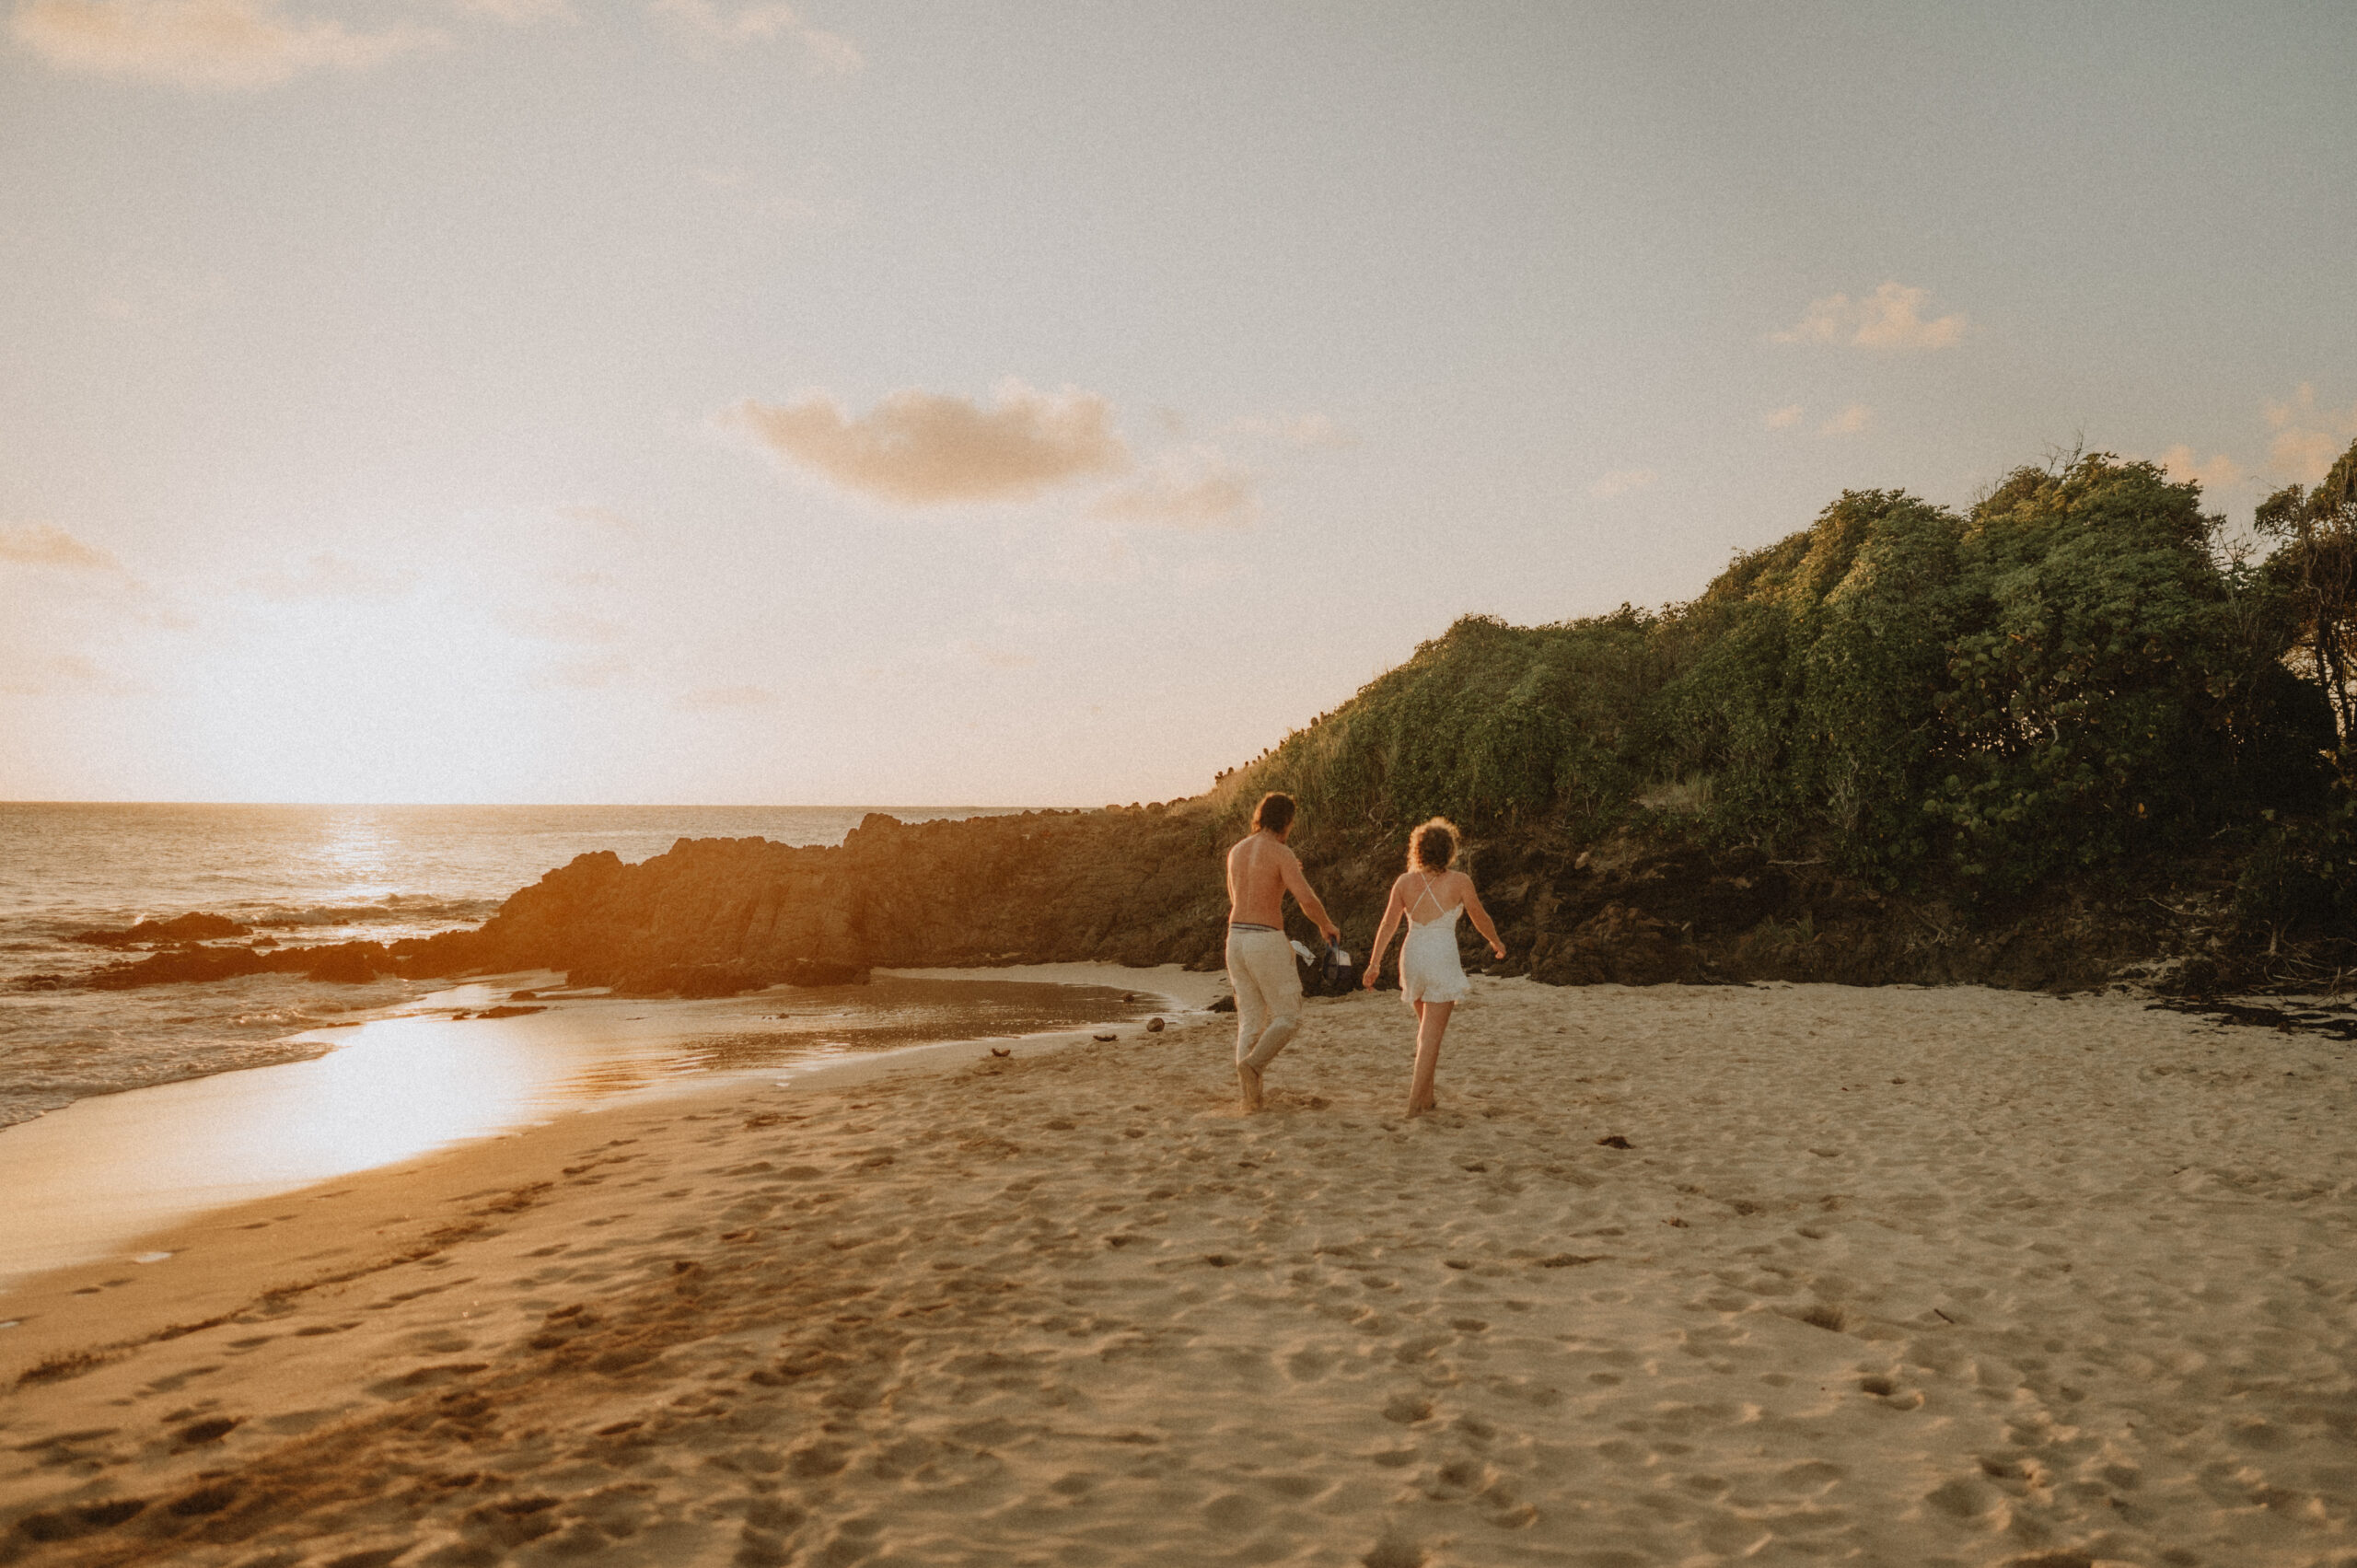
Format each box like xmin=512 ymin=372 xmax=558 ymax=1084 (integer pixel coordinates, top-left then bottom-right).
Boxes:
xmin=1281 ymin=849 xmax=1340 ymax=941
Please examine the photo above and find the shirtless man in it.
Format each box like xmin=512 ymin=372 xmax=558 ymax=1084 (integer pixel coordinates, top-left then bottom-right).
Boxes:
xmin=1225 ymin=791 xmax=1340 ymax=1112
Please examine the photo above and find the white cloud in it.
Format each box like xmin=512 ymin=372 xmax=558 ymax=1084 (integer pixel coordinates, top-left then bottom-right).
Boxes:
xmin=677 ymin=683 xmax=777 ymax=712
xmin=1817 ymin=403 xmax=1873 ymax=436
xmin=0 ymin=522 xmax=122 ymax=571
xmin=2264 ymin=383 xmax=2357 ymax=484
xmin=647 ymin=0 xmax=857 ymax=70
xmin=1763 ymin=404 xmax=1804 ymax=430
xmin=1588 ymin=468 xmax=1656 ymax=498
xmin=2158 ymin=445 xmax=2247 ymax=492
xmin=244 ymin=552 xmax=419 ymax=601
xmin=1773 ymin=282 xmax=1966 ymax=351
xmin=0 ymin=524 xmax=195 ymax=628
xmin=11 ymin=0 xmax=441 ymax=88
xmin=727 ymin=380 xmax=1130 ymax=507
xmin=1089 ymin=446 xmax=1259 ymax=529
xmin=0 ymin=651 xmax=142 ymax=696
xmin=1229 ymin=412 xmax=1355 ymax=449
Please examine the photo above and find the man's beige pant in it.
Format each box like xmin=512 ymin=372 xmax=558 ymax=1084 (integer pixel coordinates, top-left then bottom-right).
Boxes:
xmin=1225 ymin=925 xmax=1304 ymax=1070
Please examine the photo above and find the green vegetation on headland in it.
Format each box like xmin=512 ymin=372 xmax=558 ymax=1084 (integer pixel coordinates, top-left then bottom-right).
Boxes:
xmin=1206 ymin=443 xmax=2357 ymax=985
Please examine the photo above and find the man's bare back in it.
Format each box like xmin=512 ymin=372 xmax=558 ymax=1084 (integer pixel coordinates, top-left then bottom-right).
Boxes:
xmin=1224 ymin=795 xmax=1340 ymax=1113
xmin=1226 ymin=830 xmax=1337 ymax=937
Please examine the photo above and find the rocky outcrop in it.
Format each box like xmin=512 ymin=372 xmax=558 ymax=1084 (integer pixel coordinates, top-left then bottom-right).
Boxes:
xmin=71 ymin=912 xmax=250 ymax=947
xmin=85 ymin=939 xmax=399 ymax=989
xmin=387 ymin=808 xmax=1236 ymax=992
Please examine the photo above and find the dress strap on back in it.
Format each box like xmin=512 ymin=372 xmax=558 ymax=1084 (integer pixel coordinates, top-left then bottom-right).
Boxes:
xmin=1408 ymin=872 xmax=1448 ymax=925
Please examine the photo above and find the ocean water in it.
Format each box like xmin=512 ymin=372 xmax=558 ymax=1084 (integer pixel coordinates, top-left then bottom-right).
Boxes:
xmin=0 ymin=802 xmax=1039 ymax=1127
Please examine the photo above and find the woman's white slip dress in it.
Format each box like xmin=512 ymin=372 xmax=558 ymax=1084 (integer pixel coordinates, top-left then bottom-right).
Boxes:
xmin=1399 ymin=872 xmax=1470 ymax=1006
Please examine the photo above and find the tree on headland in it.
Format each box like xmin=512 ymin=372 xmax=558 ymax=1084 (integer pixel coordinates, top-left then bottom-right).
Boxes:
xmin=2256 ymin=436 xmax=2357 ymax=738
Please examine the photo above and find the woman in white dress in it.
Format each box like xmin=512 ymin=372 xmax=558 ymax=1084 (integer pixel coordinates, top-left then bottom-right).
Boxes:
xmin=1362 ymin=818 xmax=1507 ymax=1115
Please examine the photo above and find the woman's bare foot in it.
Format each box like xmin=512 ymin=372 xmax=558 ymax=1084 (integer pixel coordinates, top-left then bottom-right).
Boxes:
xmin=1237 ymin=1060 xmax=1264 ymax=1112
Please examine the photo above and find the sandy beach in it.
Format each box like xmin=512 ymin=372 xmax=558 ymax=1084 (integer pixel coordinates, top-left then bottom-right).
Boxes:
xmin=3 ymin=979 xmax=2354 ymax=1567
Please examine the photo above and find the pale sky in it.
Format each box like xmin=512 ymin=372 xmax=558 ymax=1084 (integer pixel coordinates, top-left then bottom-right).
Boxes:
xmin=4 ymin=1 xmax=2352 ymax=805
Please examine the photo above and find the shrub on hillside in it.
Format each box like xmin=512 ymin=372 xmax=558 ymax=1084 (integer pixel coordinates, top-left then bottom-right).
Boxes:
xmin=1211 ymin=608 xmax=1670 ymax=839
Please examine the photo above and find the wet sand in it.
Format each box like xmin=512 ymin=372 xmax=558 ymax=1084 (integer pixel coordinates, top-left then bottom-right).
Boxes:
xmin=0 ymin=964 xmax=1217 ymax=1291
xmin=3 ymin=980 xmax=2355 ymax=1566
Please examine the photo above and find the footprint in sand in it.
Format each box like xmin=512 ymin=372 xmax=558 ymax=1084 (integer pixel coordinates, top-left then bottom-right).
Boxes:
xmin=1361 ymin=1533 xmax=1429 ymax=1568
xmin=171 ymin=1416 xmax=239 ymax=1446
xmin=1788 ymin=1302 xmax=1850 ymax=1333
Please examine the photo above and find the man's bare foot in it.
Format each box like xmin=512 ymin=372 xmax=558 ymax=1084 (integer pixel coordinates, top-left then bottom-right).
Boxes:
xmin=1237 ymin=1060 xmax=1263 ymax=1111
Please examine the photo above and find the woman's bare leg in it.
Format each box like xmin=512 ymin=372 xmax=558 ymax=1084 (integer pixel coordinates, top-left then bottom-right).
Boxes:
xmin=1409 ymin=1001 xmax=1454 ymax=1114
xmin=1406 ymin=1001 xmax=1429 ymax=1113
xmin=1410 ymin=1001 xmax=1439 ymax=1110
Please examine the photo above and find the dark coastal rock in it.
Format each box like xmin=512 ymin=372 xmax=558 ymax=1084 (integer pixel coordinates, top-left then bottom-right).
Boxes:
xmin=71 ymin=912 xmax=250 ymax=947
xmin=81 ymin=938 xmax=392 ymax=989
xmin=1529 ymin=902 xmax=1700 ymax=987
xmin=87 ymin=945 xmax=272 ymax=990
xmin=605 ymin=962 xmax=778 ymax=999
xmin=300 ymin=943 xmax=390 ymax=984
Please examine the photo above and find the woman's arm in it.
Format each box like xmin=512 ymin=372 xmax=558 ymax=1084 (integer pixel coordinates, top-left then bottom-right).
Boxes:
xmin=1461 ymin=876 xmax=1507 ymax=960
xmin=1362 ymin=877 xmax=1407 ymax=987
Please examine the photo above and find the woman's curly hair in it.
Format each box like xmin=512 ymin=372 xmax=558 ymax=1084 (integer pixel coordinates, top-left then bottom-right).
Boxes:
xmin=1408 ymin=817 xmax=1458 ymax=872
